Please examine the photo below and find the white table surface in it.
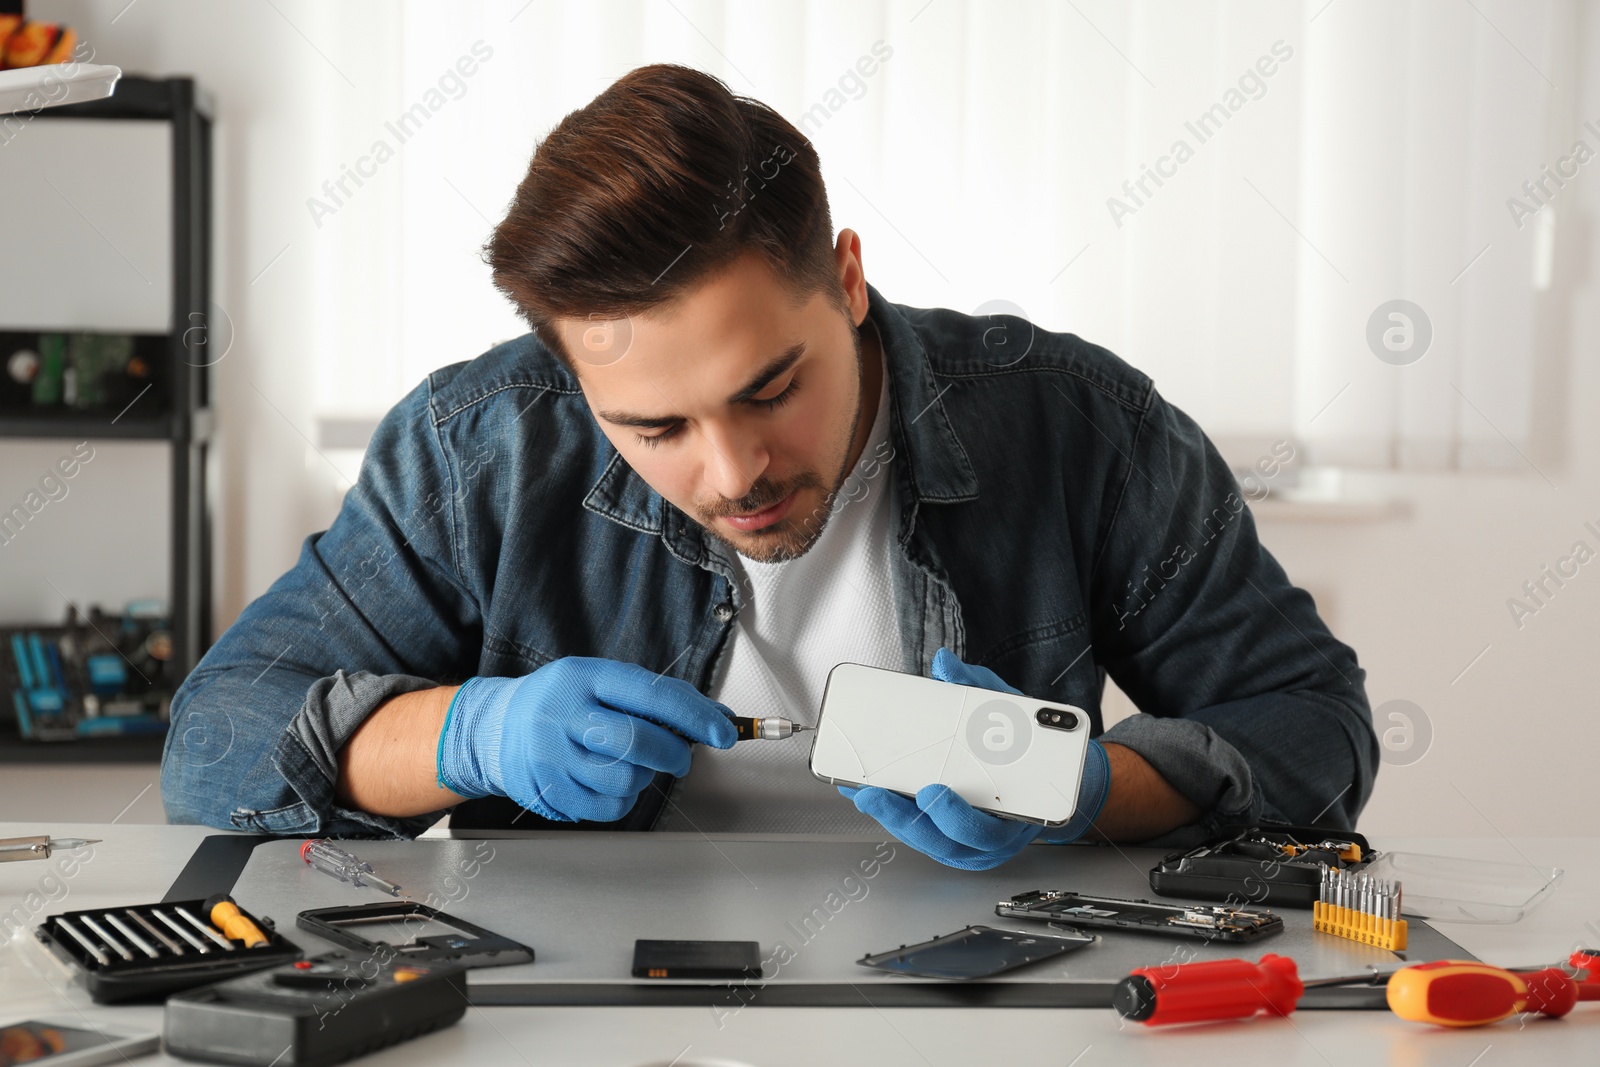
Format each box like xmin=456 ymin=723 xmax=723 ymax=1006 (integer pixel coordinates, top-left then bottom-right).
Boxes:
xmin=2 ymin=822 xmax=1596 ymax=1066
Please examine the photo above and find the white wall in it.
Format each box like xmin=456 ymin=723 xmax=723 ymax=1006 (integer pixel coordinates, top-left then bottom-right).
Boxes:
xmin=1253 ymin=2 xmax=1600 ymax=840
xmin=28 ymin=0 xmax=395 ymax=625
xmin=19 ymin=0 xmax=1599 ymax=838
xmin=0 ymin=442 xmax=169 ymax=620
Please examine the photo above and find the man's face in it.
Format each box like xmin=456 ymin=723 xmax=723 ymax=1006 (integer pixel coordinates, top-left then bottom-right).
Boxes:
xmin=555 ymin=244 xmax=873 ymax=564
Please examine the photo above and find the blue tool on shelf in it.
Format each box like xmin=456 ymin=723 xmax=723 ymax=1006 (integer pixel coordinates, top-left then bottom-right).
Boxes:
xmin=45 ymin=641 xmax=68 ymax=689
xmin=10 ymin=631 xmax=72 ymax=740
xmin=86 ymin=654 xmax=127 ymax=694
xmin=28 ymin=633 xmax=52 ymax=687
xmin=12 ymin=633 xmax=35 ymax=689
xmin=5 ymin=608 xmax=172 ymax=743
xmin=75 ymin=715 xmax=166 ymax=737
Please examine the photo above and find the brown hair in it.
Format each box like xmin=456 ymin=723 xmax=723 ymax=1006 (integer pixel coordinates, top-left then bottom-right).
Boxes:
xmin=484 ymin=63 xmax=844 ymax=368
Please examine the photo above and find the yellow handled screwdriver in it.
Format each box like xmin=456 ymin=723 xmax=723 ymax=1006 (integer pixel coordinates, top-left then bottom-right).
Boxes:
xmin=204 ymin=893 xmax=270 ymax=948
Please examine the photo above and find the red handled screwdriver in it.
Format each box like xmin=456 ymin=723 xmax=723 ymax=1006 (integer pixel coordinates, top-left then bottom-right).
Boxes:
xmin=1114 ymin=949 xmax=1600 ymax=1028
xmin=1386 ymin=950 xmax=1600 ymax=1027
xmin=1113 ymin=953 xmax=1306 ymax=1025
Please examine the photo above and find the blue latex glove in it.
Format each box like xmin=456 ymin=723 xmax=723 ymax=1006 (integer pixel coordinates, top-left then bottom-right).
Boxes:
xmin=436 ymin=657 xmax=738 ymax=823
xmin=841 ymin=647 xmax=1110 ymax=870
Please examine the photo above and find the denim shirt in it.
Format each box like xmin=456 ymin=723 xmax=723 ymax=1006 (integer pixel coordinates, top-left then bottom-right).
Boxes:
xmin=160 ymin=281 xmax=1378 ymax=843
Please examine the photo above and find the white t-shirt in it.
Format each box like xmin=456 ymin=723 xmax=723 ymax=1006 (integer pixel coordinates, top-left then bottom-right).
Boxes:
xmin=655 ymin=336 xmax=901 ymax=833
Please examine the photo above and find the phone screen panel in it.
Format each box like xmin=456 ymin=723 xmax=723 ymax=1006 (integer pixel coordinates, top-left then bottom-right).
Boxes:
xmin=0 ymin=1021 xmax=155 ymax=1066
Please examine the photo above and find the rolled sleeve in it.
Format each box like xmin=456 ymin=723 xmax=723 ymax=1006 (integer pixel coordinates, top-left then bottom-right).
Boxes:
xmin=1099 ymin=712 xmax=1260 ymax=846
xmin=268 ymin=670 xmax=449 ymax=838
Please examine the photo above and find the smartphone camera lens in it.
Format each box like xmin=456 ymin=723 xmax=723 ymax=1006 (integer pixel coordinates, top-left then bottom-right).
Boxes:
xmin=1037 ymin=708 xmax=1078 ymax=731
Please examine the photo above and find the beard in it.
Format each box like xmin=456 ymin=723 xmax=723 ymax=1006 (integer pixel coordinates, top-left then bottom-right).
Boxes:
xmin=694 ymin=316 xmax=867 ymax=565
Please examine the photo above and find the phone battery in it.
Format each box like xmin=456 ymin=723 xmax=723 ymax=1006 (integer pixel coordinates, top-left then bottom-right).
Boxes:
xmin=163 ymin=953 xmax=467 ymax=1066
xmin=997 ymin=890 xmax=1283 ymax=943
xmin=632 ymin=940 xmax=762 ymax=980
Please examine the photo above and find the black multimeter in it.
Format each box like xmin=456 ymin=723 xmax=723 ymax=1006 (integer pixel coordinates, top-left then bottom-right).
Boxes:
xmin=162 ymin=952 xmax=468 ymax=1066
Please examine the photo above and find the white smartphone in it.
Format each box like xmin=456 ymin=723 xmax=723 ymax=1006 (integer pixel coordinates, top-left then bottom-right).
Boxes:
xmin=808 ymin=662 xmax=1093 ymax=826
xmin=0 ymin=1019 xmax=157 ymax=1065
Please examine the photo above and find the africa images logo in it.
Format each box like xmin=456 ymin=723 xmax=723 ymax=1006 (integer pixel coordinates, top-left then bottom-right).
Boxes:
xmin=965 ymin=699 xmax=1032 ymax=766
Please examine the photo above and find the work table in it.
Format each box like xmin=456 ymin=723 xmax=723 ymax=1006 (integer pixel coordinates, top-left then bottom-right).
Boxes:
xmin=1 ymin=822 xmax=1594 ymax=1065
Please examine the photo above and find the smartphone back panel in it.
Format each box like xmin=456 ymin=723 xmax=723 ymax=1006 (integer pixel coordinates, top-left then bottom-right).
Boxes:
xmin=808 ymin=662 xmax=1092 ymax=825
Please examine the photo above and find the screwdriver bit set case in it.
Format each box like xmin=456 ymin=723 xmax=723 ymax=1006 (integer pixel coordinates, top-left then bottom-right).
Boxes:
xmin=1147 ymin=822 xmax=1565 ymax=923
xmin=36 ymin=898 xmax=302 ymax=1003
xmin=1149 ymin=824 xmax=1378 ymax=908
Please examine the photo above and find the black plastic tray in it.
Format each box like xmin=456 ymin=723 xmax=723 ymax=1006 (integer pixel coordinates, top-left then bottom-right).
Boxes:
xmin=1148 ymin=823 xmax=1376 ymax=909
xmin=37 ymin=898 xmax=301 ymax=1003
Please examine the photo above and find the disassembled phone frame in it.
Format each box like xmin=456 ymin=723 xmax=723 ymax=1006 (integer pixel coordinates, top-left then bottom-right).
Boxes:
xmin=996 ymin=890 xmax=1284 ymax=943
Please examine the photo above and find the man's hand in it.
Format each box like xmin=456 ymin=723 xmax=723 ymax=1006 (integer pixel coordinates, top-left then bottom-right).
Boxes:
xmin=436 ymin=657 xmax=738 ymax=822
xmin=841 ymin=782 xmax=1044 ymax=870
xmin=841 ymin=647 xmax=1111 ymax=871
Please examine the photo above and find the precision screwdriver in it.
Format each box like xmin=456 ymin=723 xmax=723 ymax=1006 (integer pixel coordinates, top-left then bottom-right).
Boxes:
xmin=731 ymin=715 xmax=809 ymax=741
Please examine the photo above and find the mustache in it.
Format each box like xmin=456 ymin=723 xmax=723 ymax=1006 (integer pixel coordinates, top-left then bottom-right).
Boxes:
xmin=699 ymin=473 xmax=823 ymax=518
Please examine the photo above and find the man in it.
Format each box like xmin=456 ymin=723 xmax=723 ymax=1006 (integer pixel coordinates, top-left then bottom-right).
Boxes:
xmin=161 ymin=64 xmax=1377 ymax=869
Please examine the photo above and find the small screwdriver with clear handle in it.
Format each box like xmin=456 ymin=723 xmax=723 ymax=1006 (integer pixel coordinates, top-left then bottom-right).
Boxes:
xmin=299 ymin=839 xmax=402 ymax=896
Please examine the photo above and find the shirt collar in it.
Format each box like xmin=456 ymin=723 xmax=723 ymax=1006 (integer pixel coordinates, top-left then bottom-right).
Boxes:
xmin=582 ymin=281 xmax=978 ymax=555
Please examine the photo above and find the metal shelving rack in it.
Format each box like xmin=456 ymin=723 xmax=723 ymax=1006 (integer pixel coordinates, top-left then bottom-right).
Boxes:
xmin=0 ymin=75 xmax=213 ymax=761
